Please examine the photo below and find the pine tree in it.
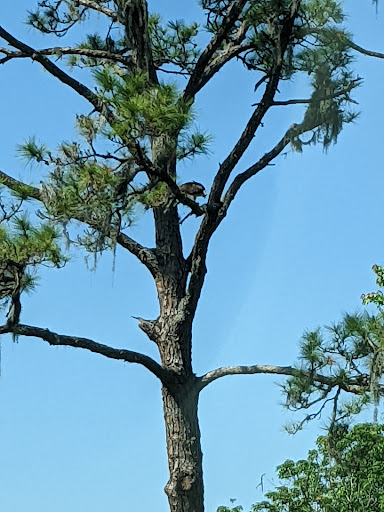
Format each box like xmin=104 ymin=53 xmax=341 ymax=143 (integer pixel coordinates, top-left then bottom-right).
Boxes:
xmin=1 ymin=2 xmax=384 ymax=511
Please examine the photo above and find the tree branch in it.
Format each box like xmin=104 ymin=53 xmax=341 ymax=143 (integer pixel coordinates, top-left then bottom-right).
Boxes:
xmin=0 ymin=26 xmax=116 ymax=126
xmin=0 ymin=322 xmax=168 ymax=382
xmin=0 ymin=28 xmax=159 ymax=170
xmin=208 ymin=1 xmax=302 ymax=207
xmin=116 ymin=233 xmax=159 ymax=274
xmin=300 ymin=26 xmax=384 ymax=60
xmin=0 ymin=169 xmax=159 ymax=275
xmin=182 ymin=1 xmax=302 ymax=321
xmin=197 ymin=364 xmax=366 ymax=394
xmin=182 ymin=24 xmax=253 ymax=99
xmin=189 ymin=42 xmax=254 ymax=96
xmin=207 ymin=74 xmax=284 ymax=207
xmin=0 ymin=46 xmax=132 ymax=66
xmin=221 ymin=118 xmax=333 ymax=212
xmin=183 ymin=0 xmax=249 ymax=100
xmin=347 ymin=40 xmax=384 ymax=60
xmin=77 ymin=0 xmax=121 ymax=21
xmin=191 ymin=17 xmax=253 ymax=91
xmin=253 ymin=79 xmax=361 ymax=107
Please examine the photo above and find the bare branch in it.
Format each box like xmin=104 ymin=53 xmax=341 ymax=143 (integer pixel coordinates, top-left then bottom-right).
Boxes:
xmin=300 ymin=26 xmax=384 ymax=60
xmin=208 ymin=1 xmax=302 ymax=206
xmin=191 ymin=42 xmax=254 ymax=94
xmin=77 ymin=0 xmax=121 ymax=21
xmin=0 ymin=322 xmax=168 ymax=381
xmin=290 ymin=391 xmax=339 ymax=433
xmin=0 ymin=46 xmax=132 ymax=66
xmin=254 ymin=79 xmax=361 ymax=107
xmin=182 ymin=1 xmax=303 ymax=322
xmin=220 ymin=79 xmax=361 ymax=211
xmin=347 ymin=40 xmax=384 ymax=60
xmin=194 ymin=16 xmax=252 ymax=87
xmin=182 ymin=20 xmax=253 ymax=95
xmin=0 ymin=169 xmax=159 ymax=275
xmin=221 ymin=119 xmax=332 ymax=211
xmin=197 ymin=364 xmax=366 ymax=393
xmin=116 ymin=233 xmax=159 ymax=274
xmin=0 ymin=26 xmax=115 ymax=126
xmin=207 ymin=75 xmax=283 ymax=207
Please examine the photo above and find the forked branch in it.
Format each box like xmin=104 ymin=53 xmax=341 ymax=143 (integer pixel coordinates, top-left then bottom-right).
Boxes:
xmin=221 ymin=118 xmax=329 ymax=211
xmin=183 ymin=0 xmax=249 ymax=100
xmin=77 ymin=0 xmax=122 ymax=21
xmin=208 ymin=0 xmax=301 ymax=206
xmin=0 ymin=46 xmax=132 ymax=66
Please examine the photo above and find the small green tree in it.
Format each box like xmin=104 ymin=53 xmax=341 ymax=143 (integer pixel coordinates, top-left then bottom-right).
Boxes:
xmin=249 ymin=423 xmax=384 ymax=512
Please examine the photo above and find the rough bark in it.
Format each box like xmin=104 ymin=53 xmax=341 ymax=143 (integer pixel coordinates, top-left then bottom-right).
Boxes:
xmin=153 ymin=272 xmax=203 ymax=512
xmin=147 ymin=130 xmax=204 ymax=510
xmin=162 ymin=382 xmax=203 ymax=512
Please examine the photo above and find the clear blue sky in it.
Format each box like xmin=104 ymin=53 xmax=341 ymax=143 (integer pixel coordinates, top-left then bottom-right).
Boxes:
xmin=0 ymin=2 xmax=383 ymax=511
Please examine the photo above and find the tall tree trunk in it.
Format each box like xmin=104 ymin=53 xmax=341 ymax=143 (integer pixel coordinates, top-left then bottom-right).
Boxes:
xmin=162 ymin=382 xmax=203 ymax=512
xmin=149 ymin=133 xmax=204 ymax=511
xmin=154 ymin=270 xmax=203 ymax=511
xmin=155 ymin=301 xmax=203 ymax=511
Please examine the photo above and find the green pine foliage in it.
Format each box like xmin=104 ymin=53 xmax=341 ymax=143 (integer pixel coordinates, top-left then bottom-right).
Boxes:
xmin=282 ymin=311 xmax=383 ymax=432
xmin=1 ymin=0 xmax=368 ymax=319
xmin=0 ymin=213 xmax=67 ymax=306
xmin=149 ymin=15 xmax=200 ymax=73
xmin=282 ymin=263 xmax=384 ymax=432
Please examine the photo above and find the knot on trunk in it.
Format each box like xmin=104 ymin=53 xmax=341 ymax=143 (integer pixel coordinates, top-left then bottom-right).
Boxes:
xmin=133 ymin=316 xmax=158 ymax=341
xmin=165 ymin=467 xmax=196 ymax=495
xmin=180 ymin=473 xmax=194 ymax=491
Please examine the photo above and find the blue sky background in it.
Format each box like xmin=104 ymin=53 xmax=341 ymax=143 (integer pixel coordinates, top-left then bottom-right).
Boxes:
xmin=0 ymin=1 xmax=383 ymax=511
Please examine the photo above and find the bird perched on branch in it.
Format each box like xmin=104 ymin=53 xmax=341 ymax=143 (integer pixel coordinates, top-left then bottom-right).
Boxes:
xmin=144 ymin=181 xmax=206 ymax=212
xmin=179 ymin=181 xmax=206 ymax=200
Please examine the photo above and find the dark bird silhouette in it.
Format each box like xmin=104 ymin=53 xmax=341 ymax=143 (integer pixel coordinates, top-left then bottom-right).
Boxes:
xmin=179 ymin=181 xmax=206 ymax=199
